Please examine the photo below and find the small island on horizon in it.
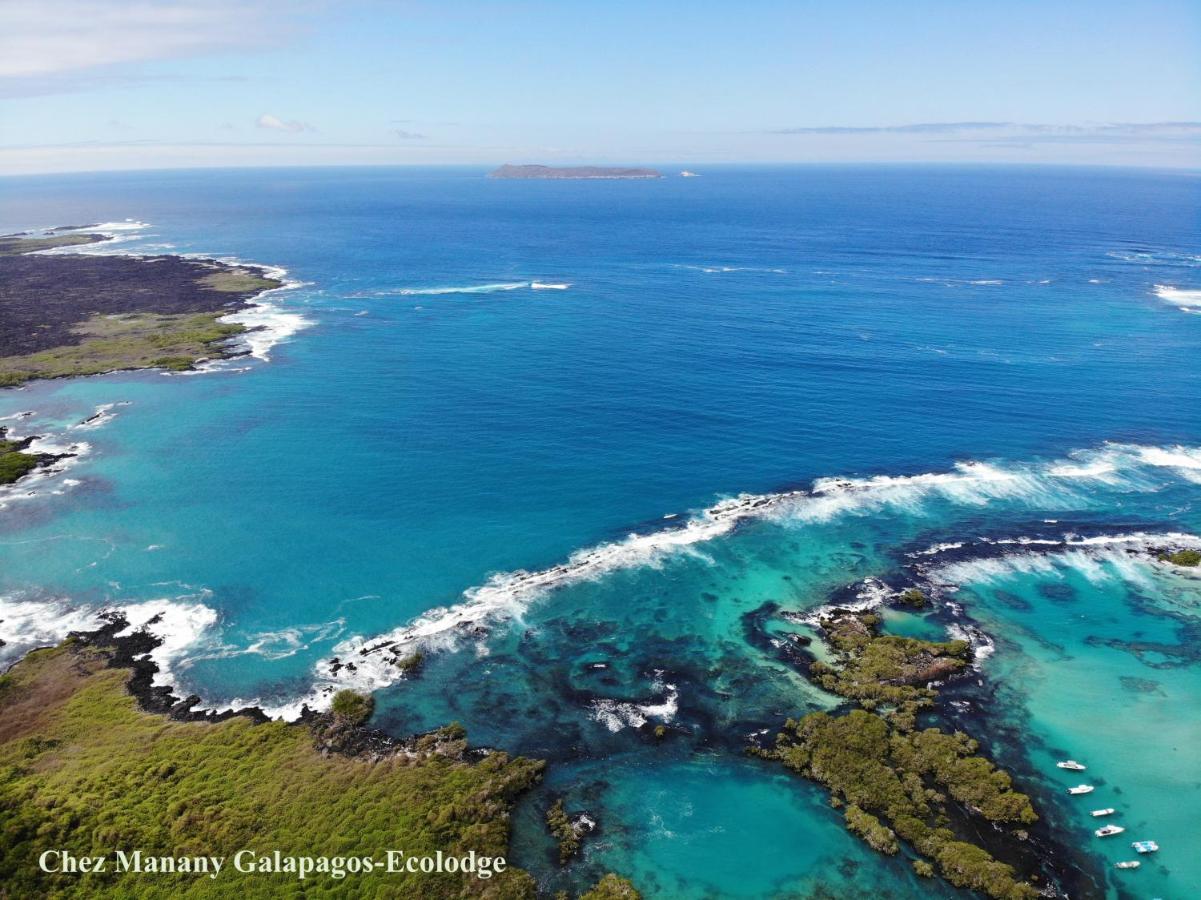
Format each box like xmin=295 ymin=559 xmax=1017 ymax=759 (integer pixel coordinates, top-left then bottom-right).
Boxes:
xmin=489 ymin=164 xmax=662 ymax=180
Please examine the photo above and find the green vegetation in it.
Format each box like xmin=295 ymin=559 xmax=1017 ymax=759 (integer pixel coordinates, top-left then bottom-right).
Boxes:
xmin=329 ymin=690 xmax=374 ymax=726
xmin=578 ymin=874 xmax=641 ymax=900
xmin=0 ymin=233 xmax=103 ymax=256
xmin=0 ymin=436 xmax=39 ymax=485
xmin=807 ymin=611 xmax=969 ymax=731
xmin=754 ymin=611 xmax=1040 ymax=900
xmin=0 ymin=312 xmax=246 ymax=386
xmin=0 ymin=643 xmax=545 ymax=898
xmin=844 ymin=803 xmax=898 ymax=854
xmin=200 ymin=269 xmax=280 ymax=294
xmin=0 ymin=231 xmax=281 ymax=388
xmin=900 ymin=588 xmax=928 ymax=608
xmin=545 ymin=799 xmax=581 ymax=863
xmin=1160 ymin=548 xmax=1201 ymax=567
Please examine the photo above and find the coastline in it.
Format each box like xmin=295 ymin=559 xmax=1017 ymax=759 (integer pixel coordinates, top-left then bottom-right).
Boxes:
xmin=0 ymin=222 xmax=312 ymax=509
xmin=0 ymin=223 xmax=310 ymax=389
xmin=0 ymin=190 xmax=1196 ymax=898
xmin=0 ymin=617 xmax=551 ymax=898
xmin=6 ymin=440 xmax=1199 ymax=721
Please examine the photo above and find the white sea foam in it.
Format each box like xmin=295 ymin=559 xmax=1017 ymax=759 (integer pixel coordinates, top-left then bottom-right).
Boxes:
xmin=0 ymin=596 xmax=105 ymax=665
xmin=0 ymin=434 xmax=90 ymax=510
xmin=15 ymin=442 xmax=1201 ymax=719
xmin=393 ymin=282 xmax=530 ymax=296
xmin=0 ymin=592 xmax=218 ymax=683
xmin=1108 ymin=249 xmax=1201 ymax=267
xmin=73 ymin=401 xmax=130 ymax=430
xmin=1134 ymin=444 xmax=1201 ymax=483
xmin=1153 ymin=285 xmax=1201 ymax=310
xmin=187 ymin=620 xmax=346 ymax=665
xmin=22 ymin=222 xmax=313 ymax=365
xmin=589 ymin=678 xmax=679 ymax=732
xmin=911 ymin=541 xmax=966 ymax=557
xmin=114 ymin=600 xmax=220 ymax=686
xmin=262 ymin=441 xmax=1201 ymax=716
xmin=33 ymin=221 xmax=152 ymax=255
xmin=798 ymin=577 xmax=896 ymax=624
xmin=946 ymin=621 xmax=996 ymax=661
xmin=928 ymin=532 xmax=1201 ymax=593
xmin=673 ymin=264 xmax=787 ymax=275
xmin=219 ymin=295 xmax=314 ymax=362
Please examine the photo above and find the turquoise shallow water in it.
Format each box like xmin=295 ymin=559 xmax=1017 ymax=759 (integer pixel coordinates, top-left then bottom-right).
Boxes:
xmin=1 ymin=166 xmax=1199 ymax=897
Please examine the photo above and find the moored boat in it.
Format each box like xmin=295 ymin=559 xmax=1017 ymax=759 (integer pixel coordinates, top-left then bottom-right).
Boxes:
xmin=1091 ymin=808 xmax=1115 ymax=817
xmin=1115 ymin=861 xmax=1140 ymax=870
xmin=1132 ymin=840 xmax=1159 ymax=854
xmin=1057 ymin=760 xmax=1087 ymax=771
xmin=1095 ymin=824 xmax=1125 ymax=837
xmin=1068 ymin=784 xmax=1095 ymax=795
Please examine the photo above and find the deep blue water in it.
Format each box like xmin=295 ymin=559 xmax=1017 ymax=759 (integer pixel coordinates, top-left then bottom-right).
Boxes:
xmin=1 ymin=165 xmax=1199 ymax=898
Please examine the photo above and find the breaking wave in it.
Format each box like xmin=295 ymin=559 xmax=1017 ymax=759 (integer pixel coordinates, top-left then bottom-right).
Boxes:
xmin=9 ymin=441 xmax=1200 ymax=719
xmin=274 ymin=441 xmax=1201 ymax=717
xmin=590 ymin=676 xmax=679 ymax=732
xmin=381 ymin=281 xmax=571 ymax=296
xmin=1154 ymin=284 xmax=1201 ymax=312
xmin=0 ymin=593 xmax=218 ymax=686
xmin=924 ymin=531 xmax=1201 ymax=591
xmin=392 ymin=282 xmax=530 ymax=295
xmin=25 ymin=223 xmax=313 ymax=363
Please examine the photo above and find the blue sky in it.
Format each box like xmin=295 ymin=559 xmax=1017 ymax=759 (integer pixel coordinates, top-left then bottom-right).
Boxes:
xmin=1 ymin=0 xmax=1199 ymax=173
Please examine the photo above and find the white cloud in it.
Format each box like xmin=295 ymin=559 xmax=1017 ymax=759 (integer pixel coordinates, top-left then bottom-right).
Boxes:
xmin=257 ymin=113 xmax=315 ymax=133
xmin=0 ymin=1 xmax=304 ymax=89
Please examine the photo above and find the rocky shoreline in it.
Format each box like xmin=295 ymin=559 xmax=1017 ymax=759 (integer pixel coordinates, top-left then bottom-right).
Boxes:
xmin=0 ymin=425 xmax=74 ymax=486
xmin=65 ymin=611 xmax=510 ymax=766
xmin=0 ymin=225 xmax=285 ymax=388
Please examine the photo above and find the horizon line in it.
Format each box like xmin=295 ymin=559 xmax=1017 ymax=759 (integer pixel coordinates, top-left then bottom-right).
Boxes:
xmin=3 ymin=159 xmax=1200 ymax=179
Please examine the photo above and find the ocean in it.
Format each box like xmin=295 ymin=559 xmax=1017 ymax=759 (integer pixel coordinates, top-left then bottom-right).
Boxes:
xmin=1 ymin=164 xmax=1199 ymax=898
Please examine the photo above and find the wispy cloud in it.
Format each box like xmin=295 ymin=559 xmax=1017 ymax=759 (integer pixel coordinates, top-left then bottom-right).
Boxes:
xmin=0 ymin=0 xmax=307 ymax=96
xmin=393 ymin=129 xmax=427 ymax=140
xmin=771 ymin=122 xmax=1013 ymax=135
xmin=770 ymin=121 xmax=1201 ymax=143
xmin=257 ymin=113 xmax=316 ymax=133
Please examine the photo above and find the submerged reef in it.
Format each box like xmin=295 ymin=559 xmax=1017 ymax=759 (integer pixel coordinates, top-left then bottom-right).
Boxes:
xmin=753 ymin=608 xmax=1044 ymax=899
xmin=0 ymin=228 xmax=282 ymax=387
xmin=575 ymin=873 xmax=641 ymax=899
xmin=545 ymin=797 xmax=596 ymax=864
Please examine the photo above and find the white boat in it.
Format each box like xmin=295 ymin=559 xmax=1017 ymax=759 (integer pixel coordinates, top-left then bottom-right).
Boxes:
xmin=530 ymin=282 xmax=571 ymax=290
xmin=680 ymin=170 xmax=699 ymax=177
xmin=1057 ymin=760 xmax=1087 ymax=771
xmin=1095 ymin=825 xmax=1125 ymax=837
xmin=1091 ymin=808 xmax=1115 ymax=817
xmin=1114 ymin=861 xmax=1140 ymax=870
xmin=1132 ymin=840 xmax=1159 ymax=854
xmin=1068 ymin=785 xmax=1095 ymax=795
